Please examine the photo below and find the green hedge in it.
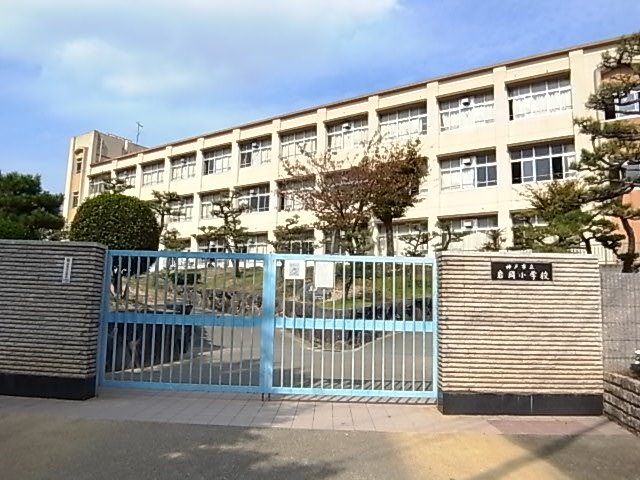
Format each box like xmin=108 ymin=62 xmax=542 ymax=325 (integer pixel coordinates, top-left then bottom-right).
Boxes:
xmin=69 ymin=193 xmax=160 ymax=251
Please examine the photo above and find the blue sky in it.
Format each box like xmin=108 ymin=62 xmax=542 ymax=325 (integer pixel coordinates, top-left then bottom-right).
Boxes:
xmin=0 ymin=0 xmax=639 ymax=193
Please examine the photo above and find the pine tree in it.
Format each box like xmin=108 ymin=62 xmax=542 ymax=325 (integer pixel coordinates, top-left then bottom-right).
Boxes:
xmin=0 ymin=171 xmax=64 ymax=240
xmin=575 ymin=33 xmax=640 ymax=272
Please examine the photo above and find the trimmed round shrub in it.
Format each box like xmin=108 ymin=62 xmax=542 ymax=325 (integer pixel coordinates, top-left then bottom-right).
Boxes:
xmin=69 ymin=193 xmax=160 ymax=250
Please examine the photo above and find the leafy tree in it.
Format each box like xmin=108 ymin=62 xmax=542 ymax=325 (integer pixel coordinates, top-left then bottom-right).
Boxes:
xmin=69 ymin=193 xmax=160 ymax=250
xmin=0 ymin=171 xmax=64 ymax=240
xmin=161 ymin=228 xmax=191 ymax=251
xmin=149 ymin=190 xmax=182 ymax=232
xmin=481 ymin=229 xmax=506 ymax=252
xmin=574 ymin=32 xmax=640 ymax=272
xmin=363 ymin=137 xmax=429 ymax=255
xmin=283 ymin=150 xmax=373 ymax=255
xmin=283 ymin=136 xmax=427 ymax=256
xmin=513 ymin=180 xmax=621 ymax=254
xmin=269 ymin=215 xmax=315 ymax=253
xmin=103 ymin=177 xmax=132 ymax=194
xmin=192 ymin=192 xmax=248 ymax=276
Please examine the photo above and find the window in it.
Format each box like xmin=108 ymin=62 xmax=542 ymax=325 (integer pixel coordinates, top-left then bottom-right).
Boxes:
xmin=447 ymin=215 xmax=498 ymax=233
xmin=242 ymin=234 xmax=269 ymax=254
xmin=508 ymin=77 xmax=572 ymax=120
xmin=512 ymin=212 xmax=546 ymax=227
xmin=142 ymin=162 xmax=164 ymax=186
xmin=88 ymin=176 xmax=108 ymax=195
xmin=440 ymin=92 xmax=494 ymax=131
xmin=71 ymin=191 xmax=79 ymax=208
xmin=379 ymin=105 xmax=427 ymax=140
xmin=285 ymin=230 xmax=315 ymax=254
xmin=280 ymin=128 xmax=317 ymax=160
xmin=170 ymin=197 xmax=194 ymax=222
xmin=198 ymin=237 xmax=226 ymax=253
xmin=116 ymin=168 xmax=136 ymax=187
xmin=605 ymin=88 xmax=640 ymax=119
xmin=237 ymin=184 xmax=270 ymax=212
xmin=511 ymin=143 xmax=576 ymax=184
xmin=327 ymin=118 xmax=368 ymax=151
xmin=74 ymin=156 xmax=83 ymax=174
xmin=377 ymin=222 xmax=429 ymax=255
xmin=203 ymin=147 xmax=231 ymax=175
xmin=278 ymin=179 xmax=313 ymax=211
xmin=440 ymin=153 xmax=497 ymax=191
xmin=200 ymin=191 xmax=229 ymax=219
xmin=240 ymin=138 xmax=271 ymax=168
xmin=171 ymin=154 xmax=196 ymax=181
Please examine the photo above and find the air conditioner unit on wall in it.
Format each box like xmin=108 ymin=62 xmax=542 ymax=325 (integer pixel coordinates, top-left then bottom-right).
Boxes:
xmin=463 ymin=220 xmax=474 ymax=228
xmin=460 ymin=97 xmax=471 ymax=106
xmin=342 ymin=122 xmax=351 ymax=131
xmin=462 ymin=157 xmax=472 ymax=165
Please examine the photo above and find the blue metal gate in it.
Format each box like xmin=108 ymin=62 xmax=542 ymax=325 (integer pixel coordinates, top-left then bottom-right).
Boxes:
xmin=98 ymin=250 xmax=437 ymax=399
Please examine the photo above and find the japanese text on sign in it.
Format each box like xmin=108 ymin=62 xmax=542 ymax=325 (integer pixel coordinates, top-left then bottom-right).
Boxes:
xmin=491 ymin=261 xmax=553 ymax=281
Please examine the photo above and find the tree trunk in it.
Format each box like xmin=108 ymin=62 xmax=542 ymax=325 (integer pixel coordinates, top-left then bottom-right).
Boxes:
xmin=383 ymin=218 xmax=394 ymax=257
xmin=620 ymin=217 xmax=637 ymax=273
xmin=582 ymin=235 xmax=592 ymax=255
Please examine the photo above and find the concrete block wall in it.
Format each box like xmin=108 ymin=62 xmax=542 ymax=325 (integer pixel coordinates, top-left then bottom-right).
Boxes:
xmin=601 ymin=267 xmax=640 ymax=371
xmin=604 ymin=372 xmax=640 ymax=435
xmin=437 ymin=251 xmax=603 ymax=415
xmin=0 ymin=240 xmax=106 ymax=399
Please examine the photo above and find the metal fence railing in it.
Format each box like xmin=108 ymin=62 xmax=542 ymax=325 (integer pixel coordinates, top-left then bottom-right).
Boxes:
xmin=98 ymin=250 xmax=437 ymax=399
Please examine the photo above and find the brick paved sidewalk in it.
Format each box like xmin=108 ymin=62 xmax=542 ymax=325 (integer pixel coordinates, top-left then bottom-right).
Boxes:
xmin=0 ymin=387 xmax=629 ymax=436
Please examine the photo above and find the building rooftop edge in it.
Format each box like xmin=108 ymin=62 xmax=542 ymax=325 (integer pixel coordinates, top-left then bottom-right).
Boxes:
xmin=98 ymin=33 xmax=627 ymax=164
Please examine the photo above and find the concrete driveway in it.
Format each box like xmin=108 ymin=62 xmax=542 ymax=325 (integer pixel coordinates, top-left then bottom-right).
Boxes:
xmin=1 ymin=390 xmax=639 ymax=480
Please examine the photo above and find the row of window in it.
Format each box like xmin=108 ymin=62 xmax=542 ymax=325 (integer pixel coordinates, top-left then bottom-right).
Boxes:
xmin=88 ymin=140 xmax=578 ymax=203
xmin=196 ymin=213 xmax=532 ymax=256
xmin=99 ymin=78 xmax=640 ymax=189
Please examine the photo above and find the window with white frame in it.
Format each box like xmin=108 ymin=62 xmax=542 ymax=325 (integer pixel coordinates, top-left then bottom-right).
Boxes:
xmin=511 ymin=143 xmax=576 ymax=184
xmin=377 ymin=222 xmax=429 ymax=255
xmin=440 ymin=152 xmax=497 ymax=191
xmin=237 ymin=184 xmax=270 ymax=212
xmin=142 ymin=162 xmax=164 ymax=186
xmin=447 ymin=215 xmax=498 ymax=233
xmin=240 ymin=138 xmax=271 ymax=168
xmin=605 ymin=87 xmax=640 ymax=119
xmin=116 ymin=168 xmax=136 ymax=187
xmin=379 ymin=105 xmax=427 ymax=140
xmin=326 ymin=118 xmax=368 ymax=151
xmin=242 ymin=234 xmax=269 ymax=254
xmin=200 ymin=191 xmax=229 ymax=219
xmin=171 ymin=154 xmax=196 ymax=181
xmin=508 ymin=77 xmax=572 ymax=120
xmin=286 ymin=230 xmax=315 ymax=254
xmin=440 ymin=92 xmax=494 ymax=131
xmin=170 ymin=196 xmax=194 ymax=222
xmin=511 ymin=212 xmax=547 ymax=226
xmin=71 ymin=191 xmax=79 ymax=208
xmin=203 ymin=147 xmax=231 ymax=175
xmin=88 ymin=176 xmax=108 ymax=195
xmin=277 ymin=179 xmax=313 ymax=211
xmin=280 ymin=128 xmax=317 ymax=160
xmin=198 ymin=237 xmax=226 ymax=253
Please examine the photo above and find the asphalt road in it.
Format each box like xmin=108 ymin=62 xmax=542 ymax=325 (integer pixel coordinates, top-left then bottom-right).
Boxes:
xmin=1 ymin=413 xmax=639 ymax=480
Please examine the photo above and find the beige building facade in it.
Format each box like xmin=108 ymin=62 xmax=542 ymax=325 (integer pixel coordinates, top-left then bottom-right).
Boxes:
xmin=63 ymin=35 xmax=636 ymax=255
